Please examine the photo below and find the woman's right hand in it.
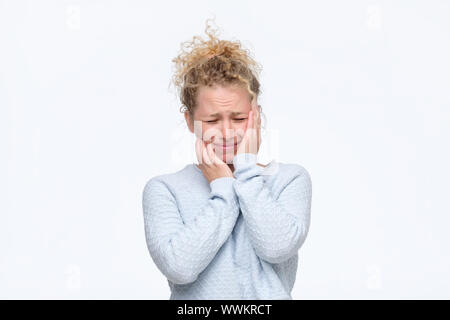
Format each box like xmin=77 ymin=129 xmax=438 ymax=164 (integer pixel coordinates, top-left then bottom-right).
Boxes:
xmin=195 ymin=137 xmax=233 ymax=184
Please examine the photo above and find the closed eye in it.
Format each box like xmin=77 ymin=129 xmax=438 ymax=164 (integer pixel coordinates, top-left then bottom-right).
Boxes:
xmin=205 ymin=118 xmax=246 ymax=123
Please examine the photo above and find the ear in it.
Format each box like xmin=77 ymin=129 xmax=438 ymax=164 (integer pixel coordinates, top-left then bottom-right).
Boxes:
xmin=184 ymin=111 xmax=194 ymax=133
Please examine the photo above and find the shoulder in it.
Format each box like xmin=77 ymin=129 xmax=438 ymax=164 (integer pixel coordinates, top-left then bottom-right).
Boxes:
xmin=268 ymin=160 xmax=311 ymax=179
xmin=272 ymin=163 xmax=312 ymax=208
xmin=285 ymin=163 xmax=311 ymax=181
xmin=142 ymin=164 xmax=196 ymax=199
xmin=260 ymin=161 xmax=311 ymax=197
xmin=276 ymin=162 xmax=312 ymax=189
xmin=142 ymin=169 xmax=179 ymax=197
xmin=142 ymin=176 xmax=169 ymax=205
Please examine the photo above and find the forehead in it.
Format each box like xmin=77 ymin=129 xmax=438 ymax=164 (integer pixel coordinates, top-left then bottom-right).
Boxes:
xmin=196 ymin=84 xmax=250 ymax=116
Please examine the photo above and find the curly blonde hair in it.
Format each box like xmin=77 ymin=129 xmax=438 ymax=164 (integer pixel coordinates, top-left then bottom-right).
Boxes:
xmin=170 ymin=17 xmax=263 ymax=119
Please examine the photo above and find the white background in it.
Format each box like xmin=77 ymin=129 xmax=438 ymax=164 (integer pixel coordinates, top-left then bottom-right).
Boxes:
xmin=1 ymin=0 xmax=449 ymax=299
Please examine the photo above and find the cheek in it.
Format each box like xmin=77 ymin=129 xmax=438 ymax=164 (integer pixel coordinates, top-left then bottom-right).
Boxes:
xmin=235 ymin=123 xmax=247 ymax=137
xmin=202 ymin=124 xmax=220 ymax=142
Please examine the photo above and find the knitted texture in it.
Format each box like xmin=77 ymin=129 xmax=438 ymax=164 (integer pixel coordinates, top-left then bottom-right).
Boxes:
xmin=142 ymin=153 xmax=312 ymax=299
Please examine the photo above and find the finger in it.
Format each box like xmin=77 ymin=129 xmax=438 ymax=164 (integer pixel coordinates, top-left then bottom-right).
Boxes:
xmin=202 ymin=140 xmax=213 ymax=165
xmin=252 ymin=107 xmax=256 ymax=130
xmin=249 ymin=106 xmax=258 ymax=153
xmin=256 ymin=108 xmax=261 ymax=133
xmin=253 ymin=104 xmax=259 ymax=130
xmin=253 ymin=105 xmax=261 ymax=134
xmin=247 ymin=110 xmax=253 ymax=132
xmin=210 ymin=142 xmax=226 ymax=164
xmin=237 ymin=129 xmax=246 ymax=153
xmin=206 ymin=142 xmax=217 ymax=164
xmin=195 ymin=138 xmax=203 ymax=165
xmin=255 ymin=105 xmax=261 ymax=128
xmin=257 ymin=119 xmax=261 ymax=149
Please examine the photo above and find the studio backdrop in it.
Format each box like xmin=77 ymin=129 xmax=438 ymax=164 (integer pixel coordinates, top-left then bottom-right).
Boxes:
xmin=1 ymin=0 xmax=449 ymax=299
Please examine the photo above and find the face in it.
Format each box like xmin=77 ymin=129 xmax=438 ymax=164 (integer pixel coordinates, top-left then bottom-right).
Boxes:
xmin=185 ymin=84 xmax=257 ymax=163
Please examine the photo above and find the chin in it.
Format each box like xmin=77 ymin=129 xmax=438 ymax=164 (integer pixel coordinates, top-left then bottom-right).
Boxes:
xmin=220 ymin=152 xmax=236 ymax=163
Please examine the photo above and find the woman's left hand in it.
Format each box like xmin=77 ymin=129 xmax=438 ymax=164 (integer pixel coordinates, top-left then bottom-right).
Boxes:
xmin=236 ymin=99 xmax=261 ymax=155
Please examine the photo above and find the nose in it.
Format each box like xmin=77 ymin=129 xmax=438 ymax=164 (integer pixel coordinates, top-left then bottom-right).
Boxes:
xmin=219 ymin=119 xmax=236 ymax=144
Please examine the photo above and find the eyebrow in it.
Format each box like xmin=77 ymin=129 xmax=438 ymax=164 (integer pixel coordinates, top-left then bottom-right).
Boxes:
xmin=208 ymin=112 xmax=246 ymax=117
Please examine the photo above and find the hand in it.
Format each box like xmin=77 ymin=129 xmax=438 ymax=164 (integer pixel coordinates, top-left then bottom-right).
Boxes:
xmin=195 ymin=136 xmax=233 ymax=184
xmin=236 ymin=99 xmax=261 ymax=155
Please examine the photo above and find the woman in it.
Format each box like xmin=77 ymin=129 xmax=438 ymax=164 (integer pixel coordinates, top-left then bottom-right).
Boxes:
xmin=142 ymin=19 xmax=312 ymax=300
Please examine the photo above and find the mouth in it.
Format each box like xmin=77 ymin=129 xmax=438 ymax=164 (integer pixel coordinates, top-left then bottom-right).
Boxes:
xmin=214 ymin=143 xmax=238 ymax=150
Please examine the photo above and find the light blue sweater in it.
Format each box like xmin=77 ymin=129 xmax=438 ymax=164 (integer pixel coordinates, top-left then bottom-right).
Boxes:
xmin=142 ymin=153 xmax=312 ymax=300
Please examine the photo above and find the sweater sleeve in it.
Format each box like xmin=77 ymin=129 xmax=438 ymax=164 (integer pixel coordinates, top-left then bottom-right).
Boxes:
xmin=232 ymin=153 xmax=312 ymax=264
xmin=142 ymin=176 xmax=240 ymax=285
